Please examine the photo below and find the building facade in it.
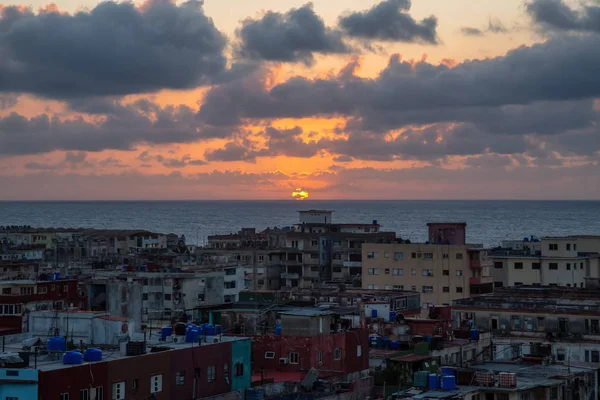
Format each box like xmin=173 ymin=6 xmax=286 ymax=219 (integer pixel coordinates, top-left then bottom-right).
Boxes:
xmin=361 ymin=223 xmax=493 ymax=307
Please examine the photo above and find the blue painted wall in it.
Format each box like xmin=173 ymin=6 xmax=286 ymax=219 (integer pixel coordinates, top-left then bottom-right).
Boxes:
xmin=0 ymin=368 xmax=38 ymax=400
xmin=231 ymin=338 xmax=251 ymax=391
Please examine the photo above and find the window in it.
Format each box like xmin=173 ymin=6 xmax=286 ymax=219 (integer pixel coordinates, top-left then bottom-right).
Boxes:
xmin=556 ymin=349 xmax=565 ymax=361
xmin=592 ymin=350 xmax=600 ymax=363
xmin=532 ymin=263 xmax=541 ymax=270
xmin=422 ymin=269 xmax=434 ymax=277
xmin=515 ymin=282 xmax=523 ymax=286
xmin=151 ymin=374 xmax=163 ymax=393
xmin=80 ymin=389 xmax=88 ymax=400
xmin=20 ymin=287 xmax=33 ymax=295
xmin=592 ymin=319 xmax=599 ymax=334
xmin=537 ymin=317 xmax=545 ymax=331
xmin=385 ymin=285 xmax=391 ymax=290
xmin=60 ymin=394 xmax=70 ymax=400
xmin=258 ymin=255 xmax=265 ymax=262
xmin=38 ymin=287 xmax=47 ymax=294
xmin=422 ymin=286 xmax=434 ymax=293
xmin=443 ymin=253 xmax=449 ymax=259
xmin=512 ymin=316 xmax=521 ymax=329
xmin=311 ymin=240 xmax=318 ymax=246
xmin=142 ymin=293 xmax=148 ymax=300
xmin=456 ymin=270 xmax=463 ymax=276
xmin=176 ymin=371 xmax=185 ymax=385
xmin=224 ymin=281 xmax=237 ymax=289
xmin=581 ymin=262 xmax=584 ymax=270
xmin=566 ymin=263 xmax=571 ymax=270
xmin=367 ymin=252 xmax=378 ymax=259
xmin=289 ymin=352 xmax=299 ymax=364
xmin=549 ymin=263 xmax=558 ymax=270
xmin=384 ymin=252 xmax=390 ymax=259
xmin=333 ymin=348 xmax=342 ymax=360
xmin=5 ymin=370 xmax=18 ymax=377
xmin=520 ymin=392 xmax=531 ymax=400
xmin=423 ymin=253 xmax=433 ymax=260
xmin=443 ymin=270 xmax=449 ymax=276
xmin=514 ymin=262 xmax=523 ymax=269
xmin=224 ymin=364 xmax=229 ymax=379
xmin=131 ymin=379 xmax=138 ymax=389
xmin=574 ymin=243 xmax=578 ymax=251
xmin=586 ymin=350 xmax=590 ymax=362
xmin=411 ymin=252 xmax=417 ymax=259
xmin=51 ymin=285 xmax=56 ymax=291
xmin=164 ymin=293 xmax=171 ymax=300
xmin=234 ymin=363 xmax=244 ymax=376
xmin=265 ymin=351 xmax=275 ymax=359
xmin=456 ymin=287 xmax=463 ymax=293
xmin=207 ymin=366 xmax=216 ymax=382
xmin=310 ymin=253 xmax=319 ymax=260
xmin=410 ymin=285 xmax=416 ymax=291
xmin=317 ymin=351 xmax=323 ymax=364
xmin=411 ymin=269 xmax=416 ymax=276
xmin=1 ymin=288 xmax=10 ymax=295
xmin=393 ymin=285 xmax=404 ymax=290
xmin=494 ymin=262 xmax=503 ymax=269
xmin=456 ymin=253 xmax=463 ymax=260
xmin=384 ymin=268 xmax=390 ymax=274
xmin=392 ymin=268 xmax=403 ymax=275
xmin=566 ymin=243 xmax=571 ymax=250
xmin=394 ymin=252 xmax=404 ymax=260
xmin=367 ymin=268 xmax=379 ymax=275
xmin=357 ymin=345 xmax=362 ymax=357
xmin=549 ymin=243 xmax=558 ymax=251
xmin=443 ymin=287 xmax=450 ymax=293
xmin=225 ymin=268 xmax=236 ymax=275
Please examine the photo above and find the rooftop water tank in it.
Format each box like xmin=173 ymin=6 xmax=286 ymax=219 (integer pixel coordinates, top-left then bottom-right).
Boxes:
xmin=48 ymin=336 xmax=66 ymax=352
xmin=389 ymin=311 xmax=397 ymax=322
xmin=428 ymin=374 xmax=440 ymax=389
xmin=275 ymin=325 xmax=282 ymax=336
xmin=161 ymin=326 xmax=173 ymax=340
xmin=441 ymin=375 xmax=457 ymax=390
xmin=63 ymin=350 xmax=83 ymax=365
xmin=204 ymin=324 xmax=215 ymax=336
xmin=186 ymin=328 xmax=199 ymax=343
xmin=469 ymin=328 xmax=480 ymax=341
xmin=371 ymin=309 xmax=378 ymax=318
xmin=83 ymin=348 xmax=102 ymax=362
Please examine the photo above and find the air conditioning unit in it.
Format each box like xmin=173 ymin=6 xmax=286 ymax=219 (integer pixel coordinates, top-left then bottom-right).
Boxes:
xmin=279 ymin=357 xmax=288 ymax=365
xmin=171 ymin=335 xmax=186 ymax=343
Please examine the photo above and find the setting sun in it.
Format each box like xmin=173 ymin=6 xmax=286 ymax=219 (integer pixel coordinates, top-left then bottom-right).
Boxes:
xmin=292 ymin=188 xmax=309 ymax=201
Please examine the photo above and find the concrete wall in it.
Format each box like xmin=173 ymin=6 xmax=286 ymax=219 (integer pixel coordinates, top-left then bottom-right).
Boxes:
xmin=231 ymin=338 xmax=251 ymax=392
xmin=280 ymin=315 xmax=333 ymax=337
xmin=0 ymin=368 xmax=37 ymax=400
xmin=492 ymin=256 xmax=596 ymax=287
xmin=106 ymin=280 xmax=143 ymax=330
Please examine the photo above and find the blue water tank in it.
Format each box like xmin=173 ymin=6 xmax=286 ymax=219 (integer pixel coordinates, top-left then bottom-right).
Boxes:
xmin=523 ymin=237 xmax=529 ymax=242
xmin=161 ymin=326 xmax=173 ymax=340
xmin=48 ymin=336 xmax=66 ymax=351
xmin=275 ymin=325 xmax=282 ymax=336
xmin=469 ymin=328 xmax=480 ymax=340
xmin=391 ymin=341 xmax=400 ymax=349
xmin=429 ymin=374 xmax=440 ymax=389
xmin=377 ymin=337 xmax=383 ymax=348
xmin=441 ymin=375 xmax=457 ymax=390
xmin=440 ymin=367 xmax=455 ymax=376
xmin=204 ymin=324 xmax=215 ymax=336
xmin=83 ymin=348 xmax=103 ymax=362
xmin=186 ymin=328 xmax=199 ymax=343
xmin=371 ymin=309 xmax=378 ymax=318
xmin=425 ymin=336 xmax=432 ymax=344
xmin=63 ymin=351 xmax=83 ymax=365
xmin=389 ymin=311 xmax=396 ymax=322
xmin=215 ymin=325 xmax=222 ymax=335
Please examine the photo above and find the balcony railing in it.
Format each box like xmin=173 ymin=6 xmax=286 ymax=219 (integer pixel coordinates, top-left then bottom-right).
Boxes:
xmin=469 ymin=276 xmax=493 ymax=285
xmin=281 ymin=273 xmax=299 ymax=280
xmin=343 ymin=261 xmax=362 ymax=267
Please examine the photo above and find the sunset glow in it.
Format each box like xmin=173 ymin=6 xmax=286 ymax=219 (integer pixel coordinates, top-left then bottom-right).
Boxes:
xmin=292 ymin=189 xmax=309 ymax=201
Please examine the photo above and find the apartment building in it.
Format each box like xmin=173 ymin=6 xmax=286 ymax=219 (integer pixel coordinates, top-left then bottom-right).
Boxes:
xmin=282 ymin=210 xmax=396 ymax=288
xmin=361 ymin=223 xmax=493 ymax=307
xmin=491 ymin=236 xmax=600 ymax=288
xmin=453 ymin=285 xmax=600 ymax=366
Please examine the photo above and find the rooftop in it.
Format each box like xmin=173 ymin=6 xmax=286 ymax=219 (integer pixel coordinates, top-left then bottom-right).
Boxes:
xmin=298 ymin=210 xmax=333 ymax=213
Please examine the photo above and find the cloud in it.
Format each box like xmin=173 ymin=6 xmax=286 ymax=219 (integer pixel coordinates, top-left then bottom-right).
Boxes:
xmin=22 ymin=151 xmax=126 ymax=171
xmin=0 ymin=0 xmax=227 ymax=98
xmin=235 ymin=3 xmax=350 ymax=65
xmin=338 ymin=0 xmax=438 ymax=44
xmin=137 ymin=151 xmax=207 ymax=168
xmin=0 ymin=100 xmax=214 ymax=155
xmin=461 ymin=18 xmax=507 ymax=37
xmin=0 ymin=94 xmax=18 ymax=110
xmin=526 ymin=0 xmax=600 ymax=33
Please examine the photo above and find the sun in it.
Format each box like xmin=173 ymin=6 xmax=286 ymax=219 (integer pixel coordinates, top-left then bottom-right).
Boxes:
xmin=292 ymin=188 xmax=309 ymax=200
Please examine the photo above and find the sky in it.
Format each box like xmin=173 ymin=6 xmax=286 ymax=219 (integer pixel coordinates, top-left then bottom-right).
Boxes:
xmin=1 ymin=0 xmax=599 ymax=200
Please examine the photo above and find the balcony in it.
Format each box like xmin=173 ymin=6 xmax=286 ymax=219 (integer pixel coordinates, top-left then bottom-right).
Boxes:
xmin=343 ymin=261 xmax=362 ymax=268
xmin=281 ymin=273 xmax=299 ymax=280
xmin=282 ymin=259 xmax=302 ymax=266
xmin=469 ymin=276 xmax=493 ymax=285
xmin=470 ymin=259 xmax=493 ymax=269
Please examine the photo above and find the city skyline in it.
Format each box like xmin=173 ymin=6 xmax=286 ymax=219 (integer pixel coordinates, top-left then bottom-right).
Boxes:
xmin=1 ymin=0 xmax=599 ymax=200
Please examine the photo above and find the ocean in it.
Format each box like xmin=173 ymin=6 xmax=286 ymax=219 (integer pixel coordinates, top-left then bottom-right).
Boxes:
xmin=1 ymin=200 xmax=600 ymax=248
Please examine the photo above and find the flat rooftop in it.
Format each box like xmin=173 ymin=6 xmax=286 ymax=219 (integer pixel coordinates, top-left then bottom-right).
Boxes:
xmin=20 ymin=335 xmax=249 ymax=372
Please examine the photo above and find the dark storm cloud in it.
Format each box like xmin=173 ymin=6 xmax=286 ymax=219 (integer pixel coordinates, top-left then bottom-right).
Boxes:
xmin=0 ymin=0 xmax=227 ymax=98
xmin=526 ymin=0 xmax=600 ymax=33
xmin=0 ymin=101 xmax=208 ymax=155
xmin=199 ymin=35 xmax=600 ymax=129
xmin=338 ymin=0 xmax=439 ymax=44
xmin=235 ymin=3 xmax=351 ymax=65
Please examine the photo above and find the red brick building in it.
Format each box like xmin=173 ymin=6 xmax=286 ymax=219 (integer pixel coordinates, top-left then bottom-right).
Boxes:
xmin=0 ymin=279 xmax=84 ymax=335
